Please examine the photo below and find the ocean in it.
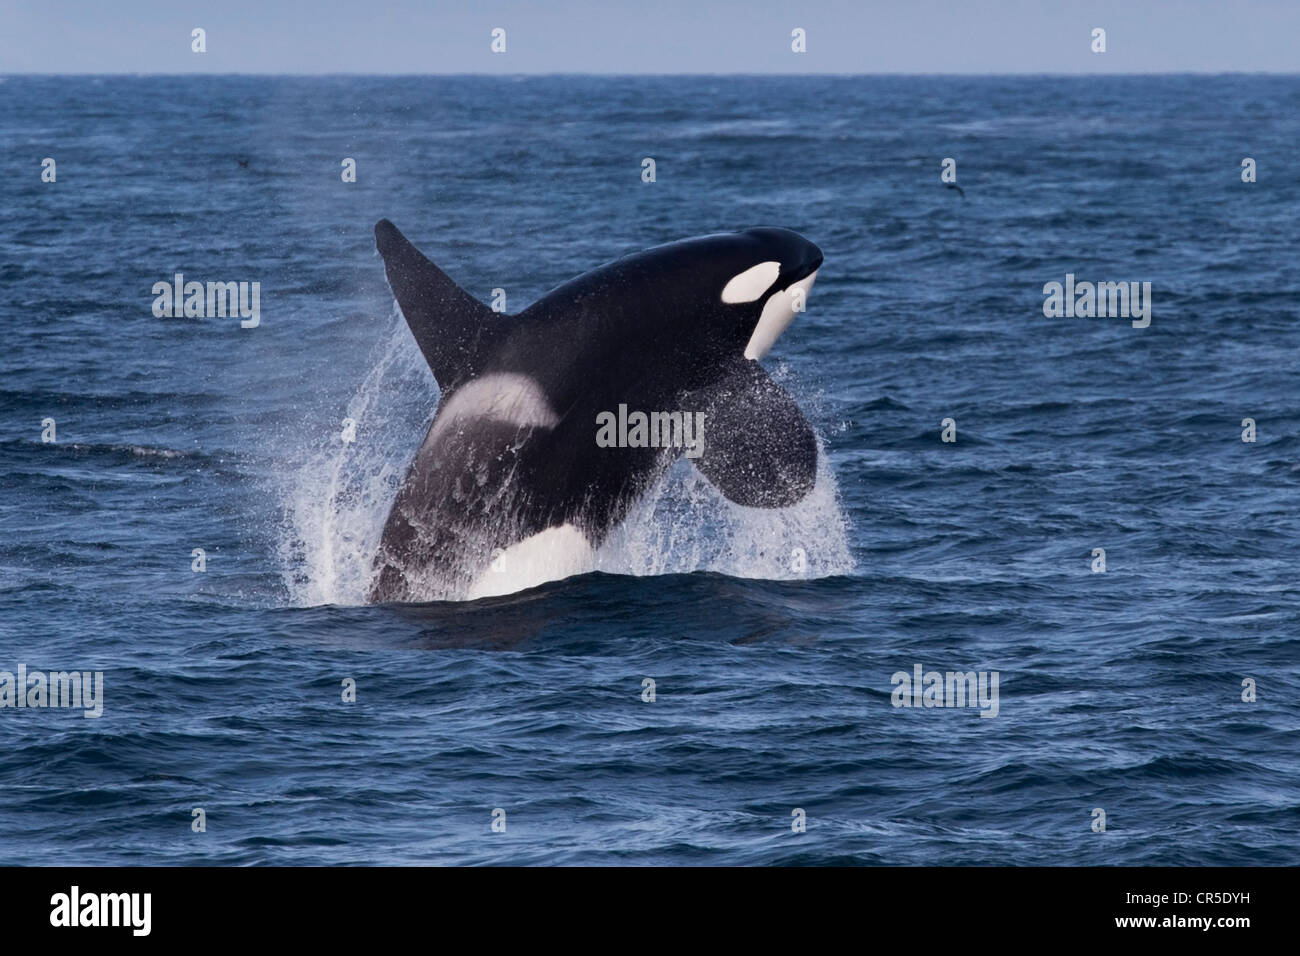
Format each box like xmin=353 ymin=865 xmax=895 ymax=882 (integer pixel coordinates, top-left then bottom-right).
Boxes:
xmin=1 ymin=74 xmax=1297 ymax=865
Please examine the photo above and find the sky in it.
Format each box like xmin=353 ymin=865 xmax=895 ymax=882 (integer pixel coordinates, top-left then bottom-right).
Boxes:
xmin=1 ymin=0 xmax=1297 ymax=74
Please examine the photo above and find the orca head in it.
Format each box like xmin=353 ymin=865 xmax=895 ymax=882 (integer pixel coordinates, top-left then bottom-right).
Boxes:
xmin=715 ymin=227 xmax=823 ymax=361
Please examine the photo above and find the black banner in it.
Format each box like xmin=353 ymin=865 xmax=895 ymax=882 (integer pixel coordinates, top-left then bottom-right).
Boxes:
xmin=2 ymin=866 xmax=1278 ymax=940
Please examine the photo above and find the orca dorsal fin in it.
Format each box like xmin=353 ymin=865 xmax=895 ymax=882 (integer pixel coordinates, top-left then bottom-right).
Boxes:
xmin=375 ymin=219 xmax=500 ymax=389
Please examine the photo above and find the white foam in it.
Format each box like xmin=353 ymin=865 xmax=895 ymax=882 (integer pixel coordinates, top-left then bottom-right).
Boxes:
xmin=277 ymin=307 xmax=432 ymax=607
xmin=594 ymin=444 xmax=853 ymax=581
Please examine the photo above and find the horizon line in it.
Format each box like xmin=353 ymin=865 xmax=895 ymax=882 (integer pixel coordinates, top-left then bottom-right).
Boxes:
xmin=4 ymin=70 xmax=1299 ymax=78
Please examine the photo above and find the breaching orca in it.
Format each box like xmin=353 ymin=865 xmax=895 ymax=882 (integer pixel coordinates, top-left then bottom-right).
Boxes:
xmin=368 ymin=219 xmax=823 ymax=603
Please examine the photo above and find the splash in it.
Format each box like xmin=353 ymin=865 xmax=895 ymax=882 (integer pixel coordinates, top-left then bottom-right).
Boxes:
xmin=278 ymin=309 xmax=433 ymax=606
xmin=279 ymin=316 xmax=853 ymax=606
xmin=596 ymin=366 xmax=853 ymax=582
xmin=596 ymin=448 xmax=853 ymax=581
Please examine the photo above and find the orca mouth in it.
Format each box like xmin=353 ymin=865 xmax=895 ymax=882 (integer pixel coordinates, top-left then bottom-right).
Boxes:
xmin=783 ymin=233 xmax=823 ymax=287
xmin=788 ymin=253 xmax=823 ymax=286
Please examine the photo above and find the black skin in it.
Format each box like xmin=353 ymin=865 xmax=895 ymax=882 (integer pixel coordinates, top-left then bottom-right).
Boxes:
xmin=367 ymin=221 xmax=823 ymax=603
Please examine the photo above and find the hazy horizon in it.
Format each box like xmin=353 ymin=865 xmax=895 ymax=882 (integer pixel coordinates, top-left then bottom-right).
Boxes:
xmin=6 ymin=70 xmax=1300 ymax=77
xmin=2 ymin=0 xmax=1296 ymax=74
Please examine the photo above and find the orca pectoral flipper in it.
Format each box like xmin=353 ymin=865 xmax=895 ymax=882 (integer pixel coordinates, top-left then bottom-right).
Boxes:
xmin=689 ymin=359 xmax=817 ymax=508
xmin=375 ymin=219 xmax=502 ymax=389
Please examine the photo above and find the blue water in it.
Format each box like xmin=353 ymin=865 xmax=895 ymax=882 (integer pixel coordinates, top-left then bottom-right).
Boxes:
xmin=1 ymin=75 xmax=1297 ymax=865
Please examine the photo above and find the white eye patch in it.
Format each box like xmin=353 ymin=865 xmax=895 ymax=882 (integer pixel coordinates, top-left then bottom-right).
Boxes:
xmin=720 ymin=260 xmax=781 ymax=304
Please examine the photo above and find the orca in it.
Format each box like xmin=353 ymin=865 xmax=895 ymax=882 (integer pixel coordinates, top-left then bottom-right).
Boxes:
xmin=367 ymin=219 xmax=824 ymax=603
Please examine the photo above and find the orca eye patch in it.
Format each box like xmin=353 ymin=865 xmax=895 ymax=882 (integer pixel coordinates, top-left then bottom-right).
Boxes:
xmin=720 ymin=261 xmax=781 ymax=304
